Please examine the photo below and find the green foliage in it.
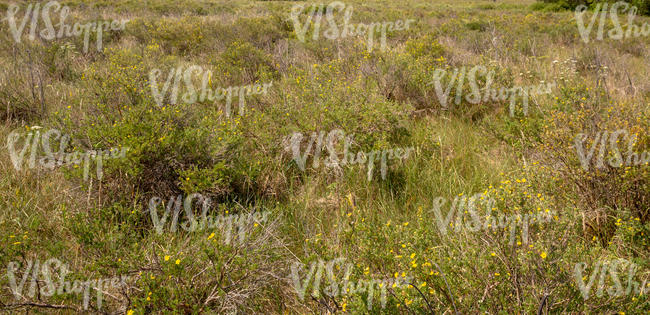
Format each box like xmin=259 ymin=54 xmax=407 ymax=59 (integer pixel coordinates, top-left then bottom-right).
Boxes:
xmin=1 ymin=0 xmax=649 ymax=313
xmin=536 ymin=0 xmax=650 ymax=15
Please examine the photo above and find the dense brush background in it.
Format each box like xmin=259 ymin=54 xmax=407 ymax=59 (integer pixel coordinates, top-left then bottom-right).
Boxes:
xmin=0 ymin=0 xmax=648 ymax=313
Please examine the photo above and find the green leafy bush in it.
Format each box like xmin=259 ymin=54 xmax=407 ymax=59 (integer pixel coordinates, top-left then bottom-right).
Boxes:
xmin=535 ymin=0 xmax=650 ymax=15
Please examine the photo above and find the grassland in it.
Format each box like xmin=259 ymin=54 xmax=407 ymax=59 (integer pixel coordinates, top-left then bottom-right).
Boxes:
xmin=0 ymin=0 xmax=648 ymax=313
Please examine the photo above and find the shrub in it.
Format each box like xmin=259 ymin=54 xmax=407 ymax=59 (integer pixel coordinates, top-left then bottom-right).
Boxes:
xmin=536 ymin=0 xmax=650 ymax=15
xmin=537 ymin=83 xmax=649 ymax=244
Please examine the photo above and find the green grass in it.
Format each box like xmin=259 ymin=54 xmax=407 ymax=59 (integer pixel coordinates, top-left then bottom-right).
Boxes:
xmin=0 ymin=0 xmax=648 ymax=313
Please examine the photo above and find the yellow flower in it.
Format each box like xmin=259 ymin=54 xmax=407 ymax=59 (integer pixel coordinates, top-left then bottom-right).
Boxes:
xmin=127 ymin=310 xmax=134 ymax=315
xmin=491 ymin=252 xmax=496 ymax=257
xmin=175 ymin=259 xmax=180 ymax=265
xmin=164 ymin=255 xmax=170 ymax=261
xmin=540 ymin=252 xmax=547 ymax=259
xmin=208 ymin=233 xmax=215 ymax=240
